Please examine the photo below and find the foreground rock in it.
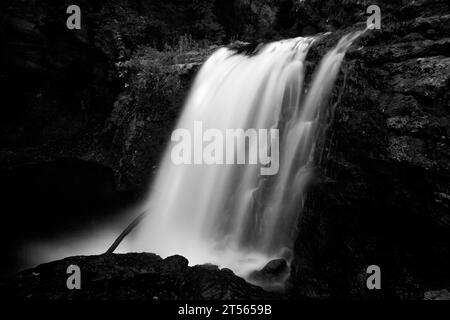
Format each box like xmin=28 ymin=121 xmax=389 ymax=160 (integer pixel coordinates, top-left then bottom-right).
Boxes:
xmin=4 ymin=253 xmax=277 ymax=300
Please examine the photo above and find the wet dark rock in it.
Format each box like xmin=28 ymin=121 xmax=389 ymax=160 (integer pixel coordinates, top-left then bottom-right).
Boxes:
xmin=160 ymin=255 xmax=189 ymax=274
xmin=249 ymin=259 xmax=288 ymax=283
xmin=221 ymin=268 xmax=235 ymax=275
xmin=262 ymin=260 xmax=288 ymax=277
xmin=196 ymin=263 xmax=220 ymax=271
xmin=290 ymin=2 xmax=450 ymax=300
xmin=3 ymin=253 xmax=277 ymax=300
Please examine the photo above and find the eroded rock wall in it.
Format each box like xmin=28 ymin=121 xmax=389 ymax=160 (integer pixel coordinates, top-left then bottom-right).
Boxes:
xmin=290 ymin=2 xmax=450 ymax=299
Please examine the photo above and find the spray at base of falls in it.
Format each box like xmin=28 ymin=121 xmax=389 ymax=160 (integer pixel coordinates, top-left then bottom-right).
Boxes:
xmin=112 ymin=32 xmax=363 ymax=289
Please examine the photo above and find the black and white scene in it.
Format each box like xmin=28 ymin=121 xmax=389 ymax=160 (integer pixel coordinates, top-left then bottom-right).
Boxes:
xmin=0 ymin=0 xmax=449 ymax=308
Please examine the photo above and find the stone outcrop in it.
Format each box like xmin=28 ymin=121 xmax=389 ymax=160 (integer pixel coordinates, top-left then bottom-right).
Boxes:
xmin=4 ymin=253 xmax=277 ymax=300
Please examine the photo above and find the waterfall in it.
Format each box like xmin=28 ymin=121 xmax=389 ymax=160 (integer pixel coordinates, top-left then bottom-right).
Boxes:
xmin=26 ymin=32 xmax=361 ymax=286
xmin=115 ymin=32 xmax=362 ymax=285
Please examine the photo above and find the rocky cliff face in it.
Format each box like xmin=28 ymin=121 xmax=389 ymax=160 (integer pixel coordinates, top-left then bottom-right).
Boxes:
xmin=290 ymin=2 xmax=450 ymax=299
xmin=89 ymin=47 xmax=212 ymax=190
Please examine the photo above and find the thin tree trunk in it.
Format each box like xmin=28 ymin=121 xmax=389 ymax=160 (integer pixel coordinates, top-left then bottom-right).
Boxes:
xmin=104 ymin=209 xmax=148 ymax=254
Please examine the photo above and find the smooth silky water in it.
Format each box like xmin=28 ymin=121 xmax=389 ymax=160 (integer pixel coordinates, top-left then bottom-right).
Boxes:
xmin=25 ymin=32 xmax=362 ymax=290
xmin=117 ymin=32 xmax=362 ymax=287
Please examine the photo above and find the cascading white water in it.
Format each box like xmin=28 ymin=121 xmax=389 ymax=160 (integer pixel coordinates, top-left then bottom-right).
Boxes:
xmin=115 ymin=32 xmax=362 ymax=284
xmin=25 ymin=32 xmax=361 ymax=285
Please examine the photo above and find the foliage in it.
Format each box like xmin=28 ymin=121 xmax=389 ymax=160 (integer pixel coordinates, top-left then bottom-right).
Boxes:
xmin=101 ymin=36 xmax=215 ymax=187
xmin=116 ymin=47 xmax=181 ymax=117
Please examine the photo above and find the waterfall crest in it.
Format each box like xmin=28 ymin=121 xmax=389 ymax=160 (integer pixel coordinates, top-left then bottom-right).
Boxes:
xmin=118 ymin=32 xmax=362 ymax=284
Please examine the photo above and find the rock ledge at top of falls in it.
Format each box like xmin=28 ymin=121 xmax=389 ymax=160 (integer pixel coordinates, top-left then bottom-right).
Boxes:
xmin=1 ymin=253 xmax=278 ymax=300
